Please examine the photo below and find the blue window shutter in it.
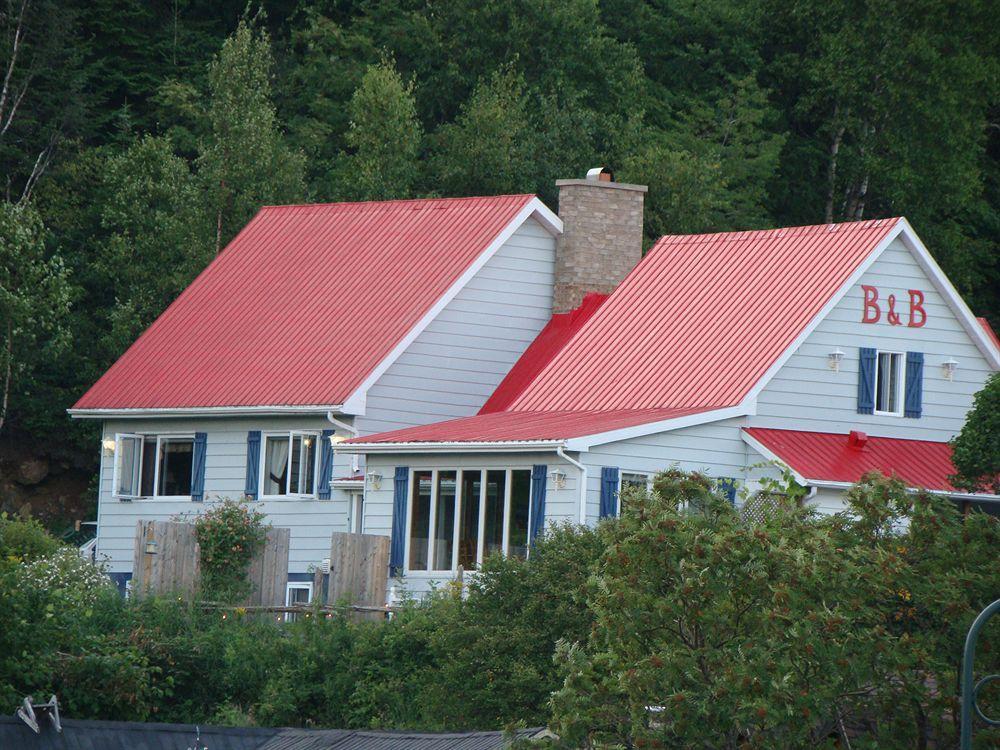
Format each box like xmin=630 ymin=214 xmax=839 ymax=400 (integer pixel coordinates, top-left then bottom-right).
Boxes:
xmin=318 ymin=429 xmax=334 ymax=499
xmin=717 ymin=477 xmax=737 ymax=506
xmin=244 ymin=431 xmax=261 ymax=500
xmin=904 ymin=352 xmax=924 ymax=418
xmin=600 ymin=467 xmax=620 ymax=518
xmin=190 ymin=432 xmax=207 ymax=501
xmin=389 ymin=467 xmax=409 ymax=577
xmin=858 ymin=347 xmax=876 ymax=414
xmin=529 ymin=465 xmax=548 ymax=546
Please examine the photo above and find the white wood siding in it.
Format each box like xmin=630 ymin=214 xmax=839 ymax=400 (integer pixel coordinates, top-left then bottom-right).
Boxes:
xmin=356 ymin=217 xmax=556 ymax=435
xmin=752 ymin=237 xmax=995 ymax=440
xmin=96 ymin=416 xmax=353 ymax=574
xmin=581 ymin=418 xmax=753 ymax=523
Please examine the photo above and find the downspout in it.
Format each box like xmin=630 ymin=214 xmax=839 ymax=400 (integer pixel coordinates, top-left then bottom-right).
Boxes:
xmin=326 ymin=411 xmax=359 ymax=472
xmin=557 ymin=446 xmax=588 ymax=524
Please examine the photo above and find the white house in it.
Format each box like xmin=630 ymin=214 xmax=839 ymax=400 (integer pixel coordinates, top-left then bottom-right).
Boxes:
xmin=72 ymin=169 xmax=1000 ymax=602
xmin=338 ymin=199 xmax=1000 ymax=598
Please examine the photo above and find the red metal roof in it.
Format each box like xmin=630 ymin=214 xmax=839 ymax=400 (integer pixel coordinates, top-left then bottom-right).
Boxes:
xmin=479 ymin=292 xmax=608 ymax=414
xmin=744 ymin=427 xmax=965 ymax=493
xmin=347 ymin=407 xmax=712 ymax=444
xmin=74 ymin=195 xmax=536 ymax=410
xmin=509 ymin=218 xmax=901 ymax=412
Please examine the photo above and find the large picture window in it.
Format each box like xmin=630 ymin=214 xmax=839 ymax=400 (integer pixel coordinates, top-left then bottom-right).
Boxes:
xmin=113 ymin=434 xmax=194 ymax=499
xmin=262 ymin=431 xmax=318 ymax=497
xmin=407 ymin=468 xmax=533 ymax=573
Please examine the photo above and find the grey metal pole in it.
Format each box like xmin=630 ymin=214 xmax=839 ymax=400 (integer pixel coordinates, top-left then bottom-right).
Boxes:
xmin=960 ymin=598 xmax=1000 ymax=750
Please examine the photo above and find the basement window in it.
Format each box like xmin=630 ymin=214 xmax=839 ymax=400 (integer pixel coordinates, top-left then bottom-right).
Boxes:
xmin=261 ymin=431 xmax=319 ymax=498
xmin=874 ymin=351 xmax=904 ymax=416
xmin=285 ymin=582 xmax=313 ymax=622
xmin=113 ymin=434 xmax=194 ymax=499
xmin=407 ymin=468 xmax=533 ymax=574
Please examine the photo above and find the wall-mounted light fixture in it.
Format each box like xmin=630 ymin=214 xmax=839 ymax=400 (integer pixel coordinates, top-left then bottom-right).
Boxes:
xmin=942 ymin=358 xmax=959 ymax=381
xmin=828 ymin=349 xmax=845 ymax=372
xmin=366 ymin=471 xmax=383 ymax=490
xmin=549 ymin=468 xmax=567 ymax=489
xmin=144 ymin=540 xmax=158 ymax=555
xmin=101 ymin=438 xmax=116 ymax=456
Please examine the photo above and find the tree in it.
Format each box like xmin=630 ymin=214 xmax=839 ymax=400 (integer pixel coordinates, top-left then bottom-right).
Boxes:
xmin=197 ymin=16 xmax=305 ymax=253
xmin=95 ymin=135 xmax=212 ymax=356
xmin=0 ymin=201 xmax=70 ymax=436
xmin=950 ymin=372 xmax=1000 ymax=494
xmin=338 ymin=56 xmax=423 ymax=201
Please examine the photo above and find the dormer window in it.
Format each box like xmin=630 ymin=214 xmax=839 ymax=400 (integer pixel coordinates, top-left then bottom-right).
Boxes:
xmin=874 ymin=351 xmax=904 ymax=416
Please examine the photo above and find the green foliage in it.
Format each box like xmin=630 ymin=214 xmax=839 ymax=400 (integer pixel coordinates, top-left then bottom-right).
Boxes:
xmin=0 ymin=512 xmax=62 ymax=569
xmin=193 ymin=498 xmax=268 ymax=603
xmin=339 ymin=56 xmax=423 ymax=201
xmin=548 ymin=471 xmax=1000 ymax=749
xmin=951 ymin=372 xmax=1000 ymax=494
xmin=0 ymin=201 xmax=72 ymax=436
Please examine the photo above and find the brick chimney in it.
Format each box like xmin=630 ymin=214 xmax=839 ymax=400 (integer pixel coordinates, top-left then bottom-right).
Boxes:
xmin=553 ymin=167 xmax=647 ymax=313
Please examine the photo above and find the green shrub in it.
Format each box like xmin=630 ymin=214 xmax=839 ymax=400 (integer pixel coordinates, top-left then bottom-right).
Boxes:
xmin=0 ymin=512 xmax=62 ymax=568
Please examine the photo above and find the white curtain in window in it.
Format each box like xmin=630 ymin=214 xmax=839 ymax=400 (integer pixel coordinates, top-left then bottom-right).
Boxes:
xmin=265 ymin=437 xmax=290 ymax=494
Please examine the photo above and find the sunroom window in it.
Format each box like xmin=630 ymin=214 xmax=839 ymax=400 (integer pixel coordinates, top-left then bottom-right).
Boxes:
xmin=114 ymin=434 xmax=194 ymax=499
xmin=875 ymin=351 xmax=904 ymax=416
xmin=407 ymin=468 xmax=532 ymax=573
xmin=262 ymin=431 xmax=318 ymax=497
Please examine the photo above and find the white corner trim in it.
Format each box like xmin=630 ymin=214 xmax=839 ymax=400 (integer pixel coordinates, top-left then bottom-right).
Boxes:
xmin=893 ymin=217 xmax=1000 ymax=369
xmin=739 ymin=430 xmax=806 ymax=484
xmin=334 ymin=439 xmax=566 ymax=455
xmin=68 ymin=405 xmax=343 ymax=419
xmin=564 ymin=404 xmax=755 ymax=451
xmin=340 ymin=197 xmax=562 ymax=416
xmin=741 ymin=220 xmax=907 ymax=406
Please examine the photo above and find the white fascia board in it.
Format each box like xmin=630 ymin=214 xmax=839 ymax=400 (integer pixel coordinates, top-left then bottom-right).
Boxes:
xmin=741 ymin=221 xmax=907 ymax=406
xmin=894 ymin=217 xmax=1000 ymax=369
xmin=563 ymin=404 xmax=754 ymax=451
xmin=68 ymin=405 xmax=344 ymax=419
xmin=335 ymin=440 xmax=565 ymax=455
xmin=739 ymin=430 xmax=808 ymax=484
xmin=340 ymin=197 xmax=562 ymax=416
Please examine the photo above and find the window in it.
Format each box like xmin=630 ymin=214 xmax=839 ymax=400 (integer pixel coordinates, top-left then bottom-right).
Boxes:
xmin=262 ymin=431 xmax=318 ymax=497
xmin=114 ymin=434 xmax=194 ymax=499
xmin=285 ymin=582 xmax=313 ymax=622
xmin=407 ymin=468 xmax=533 ymax=573
xmin=350 ymin=493 xmax=364 ymax=534
xmin=874 ymin=351 xmax=904 ymax=416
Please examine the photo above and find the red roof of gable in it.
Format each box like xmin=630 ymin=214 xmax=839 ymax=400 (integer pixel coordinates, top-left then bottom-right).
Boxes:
xmin=479 ymin=292 xmax=608 ymax=414
xmin=978 ymin=317 xmax=1000 ymax=351
xmin=743 ymin=427 xmax=973 ymax=494
xmin=509 ymin=218 xmax=901 ymax=413
xmin=73 ymin=195 xmax=536 ymax=410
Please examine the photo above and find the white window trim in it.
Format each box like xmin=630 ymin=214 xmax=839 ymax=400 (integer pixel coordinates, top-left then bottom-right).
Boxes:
xmin=111 ymin=432 xmax=195 ymax=500
xmin=350 ymin=492 xmax=364 ymax=534
xmin=259 ymin=430 xmax=321 ymax=500
xmin=284 ymin=581 xmax=314 ymax=622
xmin=618 ymin=472 xmax=653 ymax=514
xmin=873 ymin=349 xmax=905 ymax=417
xmin=403 ymin=467 xmax=535 ymax=576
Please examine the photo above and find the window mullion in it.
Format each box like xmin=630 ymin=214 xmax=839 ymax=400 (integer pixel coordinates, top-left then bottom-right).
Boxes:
xmin=452 ymin=471 xmax=461 ymax=571
xmin=427 ymin=470 xmax=438 ymax=569
xmin=502 ymin=469 xmax=512 ymax=556
xmin=286 ymin=431 xmax=294 ymax=495
xmin=476 ymin=470 xmax=486 ymax=566
xmin=152 ymin=436 xmax=163 ymax=498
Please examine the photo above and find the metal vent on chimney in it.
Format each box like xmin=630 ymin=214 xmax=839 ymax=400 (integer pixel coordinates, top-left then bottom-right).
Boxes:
xmin=586 ymin=166 xmax=614 ymax=182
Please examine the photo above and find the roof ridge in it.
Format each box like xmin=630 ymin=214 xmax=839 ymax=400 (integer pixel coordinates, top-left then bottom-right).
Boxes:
xmin=260 ymin=194 xmax=535 ymax=210
xmin=658 ymin=217 xmax=902 ymax=244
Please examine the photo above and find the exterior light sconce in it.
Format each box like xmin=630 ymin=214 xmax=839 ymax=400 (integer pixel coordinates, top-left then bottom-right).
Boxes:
xmin=942 ymin=358 xmax=959 ymax=381
xmin=144 ymin=540 xmax=158 ymax=555
xmin=828 ymin=349 xmax=845 ymax=372
xmin=101 ymin=438 xmax=116 ymax=456
xmin=549 ymin=469 xmax=567 ymax=489
xmin=366 ymin=471 xmax=383 ymax=490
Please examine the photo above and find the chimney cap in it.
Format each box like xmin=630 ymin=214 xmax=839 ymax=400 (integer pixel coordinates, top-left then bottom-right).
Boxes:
xmin=586 ymin=166 xmax=614 ymax=182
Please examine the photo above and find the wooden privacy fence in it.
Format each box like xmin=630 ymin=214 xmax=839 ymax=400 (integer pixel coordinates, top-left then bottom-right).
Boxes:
xmin=132 ymin=520 xmax=290 ymax=605
xmin=320 ymin=531 xmax=390 ymax=620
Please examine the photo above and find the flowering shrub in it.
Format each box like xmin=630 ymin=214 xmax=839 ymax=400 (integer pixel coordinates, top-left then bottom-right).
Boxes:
xmin=0 ymin=512 xmax=61 ymax=570
xmin=15 ymin=547 xmax=113 ymax=608
xmin=194 ymin=498 xmax=268 ymax=602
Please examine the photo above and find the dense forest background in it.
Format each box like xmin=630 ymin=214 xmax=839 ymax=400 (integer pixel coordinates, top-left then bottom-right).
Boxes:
xmin=1 ymin=0 xmax=998 ymax=529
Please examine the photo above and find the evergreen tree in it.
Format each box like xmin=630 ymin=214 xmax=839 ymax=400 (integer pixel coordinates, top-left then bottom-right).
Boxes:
xmin=950 ymin=372 xmax=1000 ymax=495
xmin=197 ymin=17 xmax=305 ymax=253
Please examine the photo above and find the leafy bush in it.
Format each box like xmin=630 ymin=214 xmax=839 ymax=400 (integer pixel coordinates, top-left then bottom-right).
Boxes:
xmin=0 ymin=512 xmax=62 ymax=569
xmin=193 ymin=497 xmax=268 ymax=602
